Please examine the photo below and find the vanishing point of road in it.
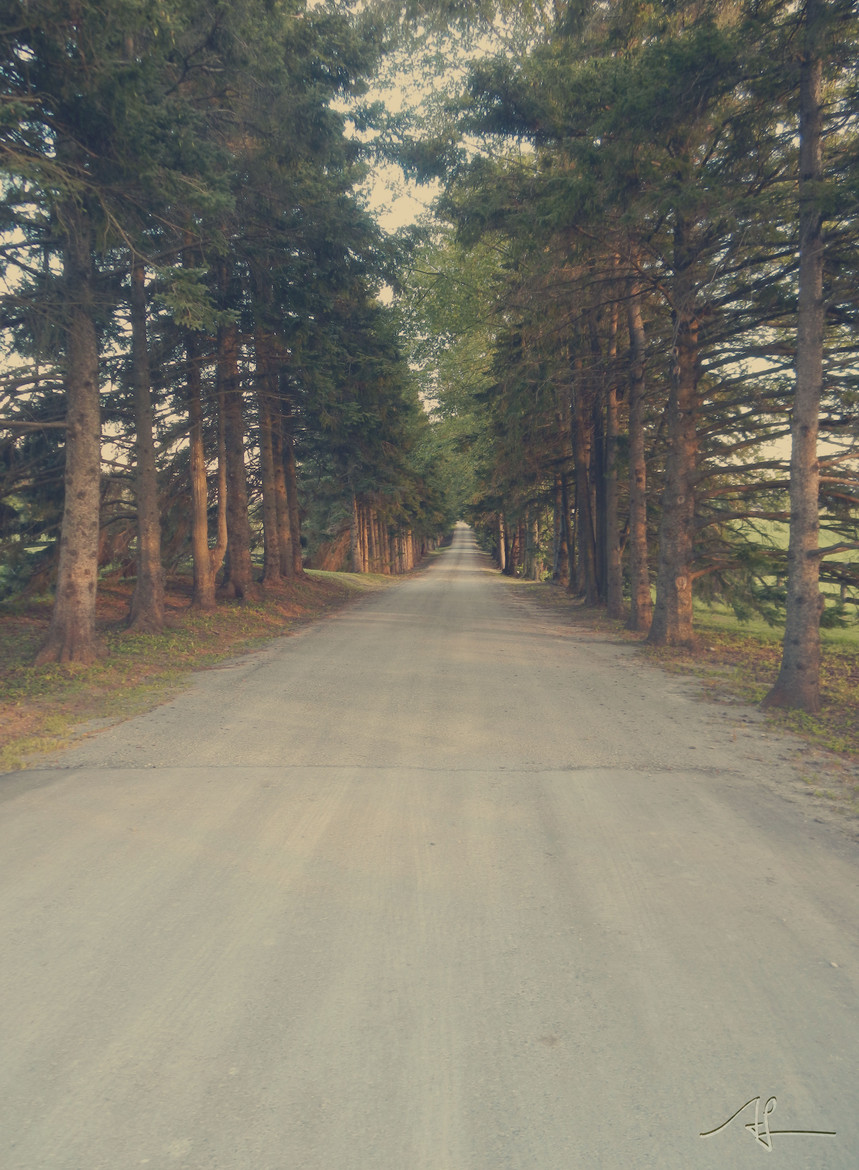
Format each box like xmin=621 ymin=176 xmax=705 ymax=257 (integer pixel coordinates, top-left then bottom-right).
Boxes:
xmin=1 ymin=524 xmax=857 ymax=1169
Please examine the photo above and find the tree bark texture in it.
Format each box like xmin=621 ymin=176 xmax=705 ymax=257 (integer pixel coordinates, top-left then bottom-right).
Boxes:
xmin=604 ymin=302 xmax=623 ymax=619
xmin=36 ymin=203 xmax=102 ymax=665
xmin=551 ymin=473 xmax=572 ymax=588
xmin=648 ymin=222 xmax=699 ymax=647
xmin=254 ymin=333 xmax=282 ymax=586
xmin=572 ymin=381 xmax=598 ymax=604
xmin=186 ymin=330 xmax=216 ymax=611
xmin=279 ymin=391 xmax=304 ymax=576
xmin=219 ymin=322 xmax=260 ymax=601
xmin=763 ymin=0 xmax=824 ymax=712
xmin=269 ymin=409 xmax=295 ymax=578
xmin=626 ymin=283 xmax=652 ymax=632
xmin=127 ymin=259 xmax=165 ymax=633
xmin=211 ymin=382 xmax=229 ymax=581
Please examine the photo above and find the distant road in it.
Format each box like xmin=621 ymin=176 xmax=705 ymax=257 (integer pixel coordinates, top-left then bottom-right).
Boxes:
xmin=1 ymin=523 xmax=857 ymax=1169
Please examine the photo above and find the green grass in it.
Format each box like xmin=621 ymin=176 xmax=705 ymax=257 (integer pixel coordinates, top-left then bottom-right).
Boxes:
xmin=694 ymin=601 xmax=859 ymax=649
xmin=306 ymin=569 xmax=401 ymax=591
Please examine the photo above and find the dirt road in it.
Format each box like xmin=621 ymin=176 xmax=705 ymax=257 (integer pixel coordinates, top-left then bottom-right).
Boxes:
xmin=1 ymin=524 xmax=856 ymax=1168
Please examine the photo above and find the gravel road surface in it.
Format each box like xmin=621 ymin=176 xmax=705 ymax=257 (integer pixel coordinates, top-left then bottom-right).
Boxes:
xmin=1 ymin=523 xmax=857 ymax=1169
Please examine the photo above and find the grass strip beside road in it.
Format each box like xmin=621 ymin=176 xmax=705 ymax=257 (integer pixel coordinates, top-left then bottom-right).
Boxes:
xmin=0 ymin=571 xmax=396 ymax=772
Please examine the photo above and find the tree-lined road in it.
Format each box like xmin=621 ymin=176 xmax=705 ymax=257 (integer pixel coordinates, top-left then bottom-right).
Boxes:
xmin=1 ymin=524 xmax=857 ymax=1168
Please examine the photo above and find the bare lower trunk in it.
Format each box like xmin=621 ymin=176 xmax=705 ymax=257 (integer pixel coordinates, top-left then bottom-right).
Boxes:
xmin=764 ymin=1 xmax=823 ymax=712
xmin=572 ymin=381 xmax=598 ymax=604
xmin=648 ymin=217 xmax=699 ymax=648
xmin=604 ymin=300 xmax=623 ymax=619
xmin=187 ymin=330 xmax=216 ymax=611
xmin=367 ymin=505 xmax=378 ymax=573
xmin=551 ymin=474 xmax=571 ymax=587
xmin=272 ymin=412 xmax=295 ymax=577
xmin=256 ymin=387 xmax=281 ymax=585
xmin=219 ymin=322 xmax=260 ymax=601
xmin=647 ymin=299 xmax=698 ymax=647
xmin=211 ymin=383 xmax=229 ymax=581
xmin=128 ymin=259 xmax=165 ymax=633
xmin=280 ymin=392 xmax=304 ymax=576
xmin=626 ymin=282 xmax=652 ymax=632
xmin=524 ymin=509 xmax=542 ymax=580
xmin=358 ymin=501 xmax=369 ymax=572
xmin=255 ymin=334 xmax=281 ymax=586
xmin=350 ymin=494 xmax=360 ymax=571
xmin=36 ymin=203 xmax=102 ymax=665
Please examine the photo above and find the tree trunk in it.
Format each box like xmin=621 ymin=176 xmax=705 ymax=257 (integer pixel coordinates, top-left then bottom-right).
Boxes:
xmin=508 ymin=520 xmax=524 ymax=576
xmin=559 ymin=472 xmax=572 ymax=588
xmin=626 ymin=282 xmax=652 ymax=632
xmin=763 ymin=0 xmax=824 ymax=712
xmin=254 ymin=333 xmax=281 ymax=587
xmin=572 ymin=379 xmax=598 ymax=604
xmin=269 ymin=407 xmax=294 ymax=578
xmin=127 ymin=258 xmax=165 ymax=633
xmin=497 ymin=513 xmax=507 ymax=572
xmin=359 ymin=501 xmax=370 ymax=572
xmin=36 ymin=202 xmax=102 ymax=665
xmin=604 ymin=302 xmax=623 ymax=619
xmin=367 ymin=505 xmax=378 ymax=573
xmin=211 ymin=380 xmax=229 ymax=582
xmin=219 ymin=322 xmax=260 ymax=601
xmin=526 ymin=509 xmax=543 ymax=580
xmin=648 ymin=220 xmax=699 ymax=647
xmin=280 ymin=391 xmax=304 ymax=576
xmin=186 ymin=328 xmax=216 ymax=611
xmin=553 ymin=387 xmax=574 ymax=589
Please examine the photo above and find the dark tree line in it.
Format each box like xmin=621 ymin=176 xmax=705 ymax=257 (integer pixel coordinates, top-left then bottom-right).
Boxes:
xmin=1 ymin=0 xmax=454 ymax=663
xmin=399 ymin=0 xmax=859 ymax=712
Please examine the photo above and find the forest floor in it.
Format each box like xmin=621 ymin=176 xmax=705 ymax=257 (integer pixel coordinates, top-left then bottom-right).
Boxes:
xmin=2 ymin=568 xmax=857 ymax=828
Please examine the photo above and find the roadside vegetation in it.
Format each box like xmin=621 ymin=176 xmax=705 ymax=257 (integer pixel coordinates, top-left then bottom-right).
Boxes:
xmin=513 ymin=577 xmax=859 ymax=824
xmin=0 ymin=570 xmax=397 ymax=772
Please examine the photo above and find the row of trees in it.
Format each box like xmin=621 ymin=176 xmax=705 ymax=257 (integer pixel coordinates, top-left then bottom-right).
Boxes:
xmin=399 ymin=0 xmax=858 ymax=711
xmin=0 ymin=0 xmax=454 ymax=663
xmin=3 ymin=0 xmax=857 ymax=714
